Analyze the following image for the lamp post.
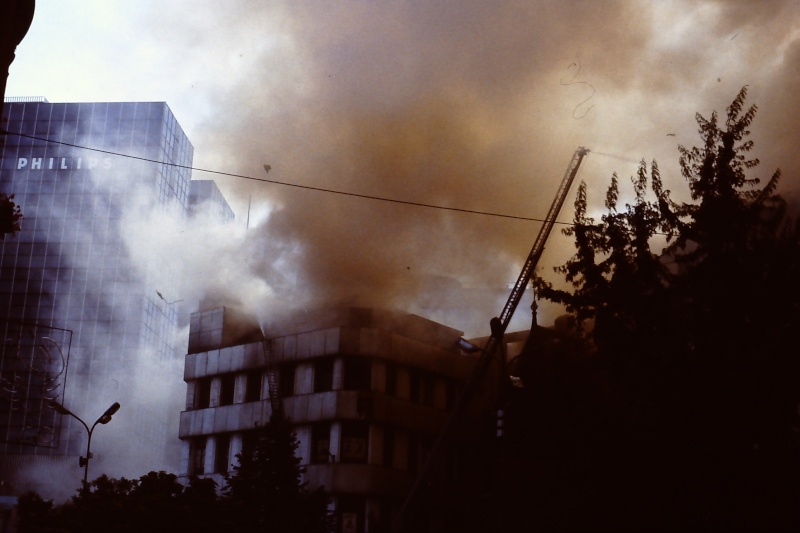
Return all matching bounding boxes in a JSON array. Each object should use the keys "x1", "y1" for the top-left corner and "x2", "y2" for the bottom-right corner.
[{"x1": 50, "y1": 400, "x2": 121, "y2": 485}]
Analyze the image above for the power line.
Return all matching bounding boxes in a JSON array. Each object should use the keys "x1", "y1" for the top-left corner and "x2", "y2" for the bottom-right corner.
[
  {"x1": 0, "y1": 129, "x2": 681, "y2": 238},
  {"x1": 0, "y1": 128, "x2": 572, "y2": 225}
]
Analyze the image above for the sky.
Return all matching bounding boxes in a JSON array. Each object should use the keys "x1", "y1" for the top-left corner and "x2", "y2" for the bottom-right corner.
[{"x1": 6, "y1": 0, "x2": 800, "y2": 338}]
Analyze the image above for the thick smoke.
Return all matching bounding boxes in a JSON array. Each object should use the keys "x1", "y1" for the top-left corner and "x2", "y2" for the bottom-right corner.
[
  {"x1": 10, "y1": 0, "x2": 799, "y2": 335},
  {"x1": 8, "y1": 0, "x2": 800, "y2": 500},
  {"x1": 142, "y1": 0, "x2": 799, "y2": 336}
]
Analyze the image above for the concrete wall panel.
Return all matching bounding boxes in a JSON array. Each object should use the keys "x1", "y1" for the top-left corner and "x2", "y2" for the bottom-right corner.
[
  {"x1": 296, "y1": 332, "x2": 311, "y2": 359},
  {"x1": 206, "y1": 349, "x2": 219, "y2": 376},
  {"x1": 324, "y1": 327, "x2": 340, "y2": 355},
  {"x1": 195, "y1": 352, "x2": 207, "y2": 378},
  {"x1": 201, "y1": 410, "x2": 215, "y2": 435},
  {"x1": 233, "y1": 373, "x2": 247, "y2": 404},
  {"x1": 309, "y1": 330, "x2": 326, "y2": 357},
  {"x1": 296, "y1": 363, "x2": 313, "y2": 395}
]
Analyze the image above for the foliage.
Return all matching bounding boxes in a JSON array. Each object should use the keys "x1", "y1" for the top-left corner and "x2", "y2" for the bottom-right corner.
[
  {"x1": 530, "y1": 86, "x2": 800, "y2": 531},
  {"x1": 0, "y1": 192, "x2": 22, "y2": 239},
  {"x1": 18, "y1": 421, "x2": 330, "y2": 532},
  {"x1": 223, "y1": 414, "x2": 331, "y2": 533},
  {"x1": 18, "y1": 472, "x2": 221, "y2": 533}
]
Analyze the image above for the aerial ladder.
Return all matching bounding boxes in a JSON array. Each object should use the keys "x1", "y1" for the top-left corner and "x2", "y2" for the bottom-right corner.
[
  {"x1": 262, "y1": 338, "x2": 284, "y2": 420},
  {"x1": 397, "y1": 147, "x2": 590, "y2": 530}
]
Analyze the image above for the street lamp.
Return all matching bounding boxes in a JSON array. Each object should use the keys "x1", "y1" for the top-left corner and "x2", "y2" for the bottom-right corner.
[{"x1": 49, "y1": 400, "x2": 121, "y2": 485}]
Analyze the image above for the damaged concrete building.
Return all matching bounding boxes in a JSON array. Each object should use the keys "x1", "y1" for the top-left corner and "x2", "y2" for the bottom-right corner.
[{"x1": 178, "y1": 305, "x2": 501, "y2": 532}]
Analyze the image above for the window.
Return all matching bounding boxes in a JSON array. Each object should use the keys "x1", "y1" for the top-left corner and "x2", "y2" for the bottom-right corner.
[
  {"x1": 313, "y1": 359, "x2": 334, "y2": 393},
  {"x1": 189, "y1": 437, "x2": 206, "y2": 475},
  {"x1": 385, "y1": 363, "x2": 397, "y2": 396},
  {"x1": 245, "y1": 370, "x2": 262, "y2": 403},
  {"x1": 421, "y1": 375, "x2": 435, "y2": 407},
  {"x1": 240, "y1": 429, "x2": 259, "y2": 461},
  {"x1": 194, "y1": 378, "x2": 211, "y2": 409},
  {"x1": 446, "y1": 381, "x2": 456, "y2": 410},
  {"x1": 280, "y1": 365, "x2": 295, "y2": 397},
  {"x1": 408, "y1": 372, "x2": 421, "y2": 403},
  {"x1": 407, "y1": 432, "x2": 419, "y2": 473},
  {"x1": 343, "y1": 358, "x2": 371, "y2": 391},
  {"x1": 340, "y1": 422, "x2": 369, "y2": 464},
  {"x1": 420, "y1": 434, "x2": 432, "y2": 471},
  {"x1": 214, "y1": 434, "x2": 231, "y2": 474},
  {"x1": 219, "y1": 374, "x2": 235, "y2": 406},
  {"x1": 311, "y1": 423, "x2": 331, "y2": 464},
  {"x1": 337, "y1": 496, "x2": 366, "y2": 533},
  {"x1": 383, "y1": 426, "x2": 395, "y2": 468}
]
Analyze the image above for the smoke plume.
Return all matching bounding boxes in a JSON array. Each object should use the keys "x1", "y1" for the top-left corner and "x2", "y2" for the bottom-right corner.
[{"x1": 126, "y1": 0, "x2": 800, "y2": 335}]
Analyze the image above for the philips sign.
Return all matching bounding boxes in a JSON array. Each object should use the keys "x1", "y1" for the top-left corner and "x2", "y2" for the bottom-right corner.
[{"x1": 17, "y1": 157, "x2": 113, "y2": 171}]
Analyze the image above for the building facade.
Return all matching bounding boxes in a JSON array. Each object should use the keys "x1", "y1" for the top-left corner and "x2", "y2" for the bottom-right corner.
[
  {"x1": 0, "y1": 98, "x2": 219, "y2": 493},
  {"x1": 179, "y1": 306, "x2": 498, "y2": 532},
  {"x1": 188, "y1": 179, "x2": 235, "y2": 223}
]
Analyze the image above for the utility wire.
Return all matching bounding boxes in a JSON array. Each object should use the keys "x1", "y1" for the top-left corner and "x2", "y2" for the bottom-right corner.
[
  {"x1": 0, "y1": 129, "x2": 680, "y2": 237},
  {"x1": 1, "y1": 129, "x2": 571, "y2": 224}
]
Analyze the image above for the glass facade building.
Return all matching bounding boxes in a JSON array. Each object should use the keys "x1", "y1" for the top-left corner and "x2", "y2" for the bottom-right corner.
[{"x1": 0, "y1": 99, "x2": 201, "y2": 492}]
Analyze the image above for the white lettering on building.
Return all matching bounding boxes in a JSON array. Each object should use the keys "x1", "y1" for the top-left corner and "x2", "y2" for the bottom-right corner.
[{"x1": 15, "y1": 156, "x2": 114, "y2": 171}]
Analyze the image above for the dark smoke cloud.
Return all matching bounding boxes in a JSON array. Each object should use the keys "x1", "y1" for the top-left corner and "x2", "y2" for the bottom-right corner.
[{"x1": 140, "y1": 0, "x2": 800, "y2": 335}]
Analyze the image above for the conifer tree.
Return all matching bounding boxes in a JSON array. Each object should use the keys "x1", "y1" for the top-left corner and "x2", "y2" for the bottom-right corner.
[{"x1": 223, "y1": 415, "x2": 330, "y2": 533}]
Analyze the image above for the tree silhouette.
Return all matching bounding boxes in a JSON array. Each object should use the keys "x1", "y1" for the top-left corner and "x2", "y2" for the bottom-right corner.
[
  {"x1": 0, "y1": 192, "x2": 22, "y2": 239},
  {"x1": 533, "y1": 87, "x2": 800, "y2": 531},
  {"x1": 223, "y1": 415, "x2": 331, "y2": 533},
  {"x1": 18, "y1": 472, "x2": 225, "y2": 533}
]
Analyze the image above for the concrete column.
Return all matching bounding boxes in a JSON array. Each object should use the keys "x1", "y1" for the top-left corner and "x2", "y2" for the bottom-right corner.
[
  {"x1": 295, "y1": 363, "x2": 313, "y2": 395},
  {"x1": 397, "y1": 368, "x2": 410, "y2": 401},
  {"x1": 203, "y1": 437, "x2": 215, "y2": 475},
  {"x1": 332, "y1": 357, "x2": 343, "y2": 390},
  {"x1": 234, "y1": 373, "x2": 247, "y2": 404},
  {"x1": 329, "y1": 422, "x2": 341, "y2": 462},
  {"x1": 396, "y1": 431, "x2": 409, "y2": 471},
  {"x1": 179, "y1": 439, "x2": 191, "y2": 476},
  {"x1": 209, "y1": 377, "x2": 221, "y2": 407},
  {"x1": 260, "y1": 371, "x2": 268, "y2": 401},
  {"x1": 365, "y1": 497, "x2": 385, "y2": 533},
  {"x1": 373, "y1": 362, "x2": 386, "y2": 394},
  {"x1": 185, "y1": 380, "x2": 195, "y2": 410},
  {"x1": 368, "y1": 424, "x2": 382, "y2": 466},
  {"x1": 295, "y1": 425, "x2": 311, "y2": 465},
  {"x1": 434, "y1": 378, "x2": 447, "y2": 409},
  {"x1": 229, "y1": 433, "x2": 243, "y2": 468}
]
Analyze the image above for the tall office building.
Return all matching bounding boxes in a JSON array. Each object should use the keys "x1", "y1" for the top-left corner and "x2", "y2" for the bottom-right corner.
[
  {"x1": 189, "y1": 180, "x2": 235, "y2": 223},
  {"x1": 0, "y1": 97, "x2": 216, "y2": 494}
]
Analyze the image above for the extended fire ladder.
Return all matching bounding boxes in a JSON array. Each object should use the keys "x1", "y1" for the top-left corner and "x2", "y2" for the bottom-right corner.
[
  {"x1": 397, "y1": 147, "x2": 590, "y2": 529},
  {"x1": 262, "y1": 338, "x2": 284, "y2": 420}
]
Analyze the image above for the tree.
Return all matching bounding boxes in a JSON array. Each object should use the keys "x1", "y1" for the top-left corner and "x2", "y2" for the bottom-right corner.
[
  {"x1": 18, "y1": 472, "x2": 226, "y2": 533},
  {"x1": 0, "y1": 193, "x2": 22, "y2": 239},
  {"x1": 223, "y1": 415, "x2": 330, "y2": 533},
  {"x1": 535, "y1": 87, "x2": 800, "y2": 531}
]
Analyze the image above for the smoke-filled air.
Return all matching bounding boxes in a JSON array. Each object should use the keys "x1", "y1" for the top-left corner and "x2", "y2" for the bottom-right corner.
[
  {"x1": 4, "y1": 0, "x2": 800, "y2": 501},
  {"x1": 11, "y1": 0, "x2": 800, "y2": 336}
]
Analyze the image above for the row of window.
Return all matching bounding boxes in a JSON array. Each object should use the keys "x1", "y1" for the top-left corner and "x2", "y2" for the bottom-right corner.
[
  {"x1": 188, "y1": 423, "x2": 441, "y2": 476},
  {"x1": 191, "y1": 358, "x2": 459, "y2": 410},
  {"x1": 3, "y1": 102, "x2": 167, "y2": 123}
]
